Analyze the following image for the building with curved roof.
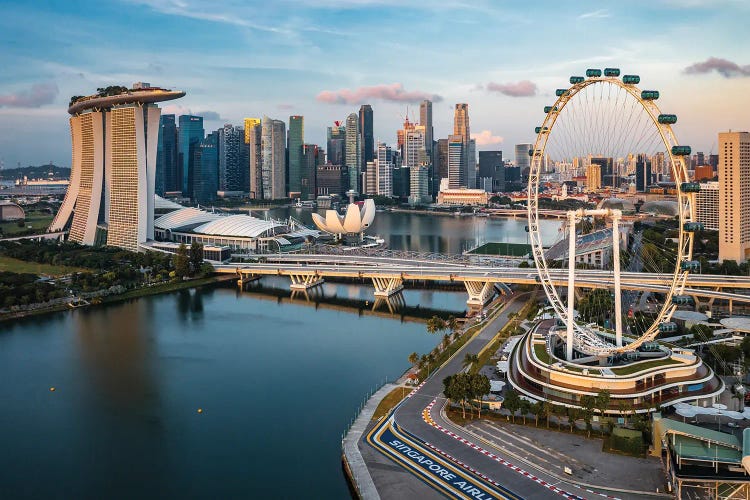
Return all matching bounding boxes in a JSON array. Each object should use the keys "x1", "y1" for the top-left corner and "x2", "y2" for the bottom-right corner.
[
  {"x1": 154, "y1": 206, "x2": 318, "y2": 254},
  {"x1": 641, "y1": 200, "x2": 679, "y2": 216},
  {"x1": 311, "y1": 199, "x2": 375, "y2": 242},
  {"x1": 0, "y1": 202, "x2": 24, "y2": 221}
]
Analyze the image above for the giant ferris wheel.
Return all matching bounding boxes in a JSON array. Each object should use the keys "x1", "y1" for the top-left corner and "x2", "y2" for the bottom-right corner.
[{"x1": 527, "y1": 68, "x2": 702, "y2": 359}]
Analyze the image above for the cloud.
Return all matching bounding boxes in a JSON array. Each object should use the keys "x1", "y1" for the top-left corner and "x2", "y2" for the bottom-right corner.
[
  {"x1": 198, "y1": 110, "x2": 222, "y2": 121},
  {"x1": 486, "y1": 80, "x2": 537, "y2": 97},
  {"x1": 161, "y1": 104, "x2": 222, "y2": 121},
  {"x1": 316, "y1": 83, "x2": 442, "y2": 105},
  {"x1": 472, "y1": 130, "x2": 504, "y2": 146},
  {"x1": 0, "y1": 82, "x2": 58, "y2": 108},
  {"x1": 684, "y1": 57, "x2": 750, "y2": 78},
  {"x1": 578, "y1": 9, "x2": 610, "y2": 19}
]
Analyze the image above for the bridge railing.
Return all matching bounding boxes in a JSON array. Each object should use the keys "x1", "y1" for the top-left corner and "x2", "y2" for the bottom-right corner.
[{"x1": 293, "y1": 244, "x2": 524, "y2": 268}]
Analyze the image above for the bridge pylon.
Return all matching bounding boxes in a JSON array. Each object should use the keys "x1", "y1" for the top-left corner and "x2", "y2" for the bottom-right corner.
[
  {"x1": 289, "y1": 273, "x2": 324, "y2": 291},
  {"x1": 464, "y1": 280, "x2": 496, "y2": 308},
  {"x1": 372, "y1": 276, "x2": 404, "y2": 297}
]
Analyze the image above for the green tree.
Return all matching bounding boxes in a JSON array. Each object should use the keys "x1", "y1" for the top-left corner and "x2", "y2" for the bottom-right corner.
[
  {"x1": 530, "y1": 402, "x2": 545, "y2": 427},
  {"x1": 504, "y1": 389, "x2": 521, "y2": 423},
  {"x1": 566, "y1": 407, "x2": 578, "y2": 433},
  {"x1": 426, "y1": 316, "x2": 447, "y2": 334},
  {"x1": 174, "y1": 244, "x2": 189, "y2": 278},
  {"x1": 189, "y1": 241, "x2": 203, "y2": 276},
  {"x1": 408, "y1": 352, "x2": 419, "y2": 365},
  {"x1": 595, "y1": 390, "x2": 611, "y2": 435},
  {"x1": 580, "y1": 395, "x2": 596, "y2": 437},
  {"x1": 519, "y1": 398, "x2": 531, "y2": 425},
  {"x1": 470, "y1": 374, "x2": 490, "y2": 418},
  {"x1": 443, "y1": 374, "x2": 471, "y2": 419},
  {"x1": 691, "y1": 324, "x2": 714, "y2": 342}
]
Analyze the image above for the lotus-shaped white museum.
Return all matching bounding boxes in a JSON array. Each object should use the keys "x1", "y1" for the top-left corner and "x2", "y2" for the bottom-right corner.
[{"x1": 311, "y1": 199, "x2": 376, "y2": 241}]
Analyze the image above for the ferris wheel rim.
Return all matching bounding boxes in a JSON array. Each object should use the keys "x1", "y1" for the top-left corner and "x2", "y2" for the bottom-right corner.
[{"x1": 526, "y1": 75, "x2": 696, "y2": 356}]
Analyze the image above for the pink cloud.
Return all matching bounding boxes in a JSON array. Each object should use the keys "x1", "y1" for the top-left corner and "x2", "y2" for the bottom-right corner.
[
  {"x1": 472, "y1": 130, "x2": 504, "y2": 146},
  {"x1": 0, "y1": 82, "x2": 58, "y2": 108},
  {"x1": 684, "y1": 57, "x2": 750, "y2": 78},
  {"x1": 316, "y1": 83, "x2": 442, "y2": 105},
  {"x1": 486, "y1": 80, "x2": 537, "y2": 97}
]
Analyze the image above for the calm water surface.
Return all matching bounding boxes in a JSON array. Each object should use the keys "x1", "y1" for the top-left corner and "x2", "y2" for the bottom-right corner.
[{"x1": 0, "y1": 211, "x2": 557, "y2": 498}]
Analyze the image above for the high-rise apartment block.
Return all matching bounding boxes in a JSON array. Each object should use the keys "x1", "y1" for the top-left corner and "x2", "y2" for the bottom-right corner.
[
  {"x1": 50, "y1": 84, "x2": 185, "y2": 251},
  {"x1": 376, "y1": 142, "x2": 393, "y2": 197},
  {"x1": 719, "y1": 131, "x2": 750, "y2": 262},
  {"x1": 247, "y1": 120, "x2": 263, "y2": 199},
  {"x1": 409, "y1": 166, "x2": 430, "y2": 206},
  {"x1": 696, "y1": 181, "x2": 719, "y2": 231},
  {"x1": 218, "y1": 124, "x2": 245, "y2": 193}
]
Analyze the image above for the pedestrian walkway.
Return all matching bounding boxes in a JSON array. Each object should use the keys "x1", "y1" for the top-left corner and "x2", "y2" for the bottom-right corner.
[{"x1": 342, "y1": 383, "x2": 398, "y2": 500}]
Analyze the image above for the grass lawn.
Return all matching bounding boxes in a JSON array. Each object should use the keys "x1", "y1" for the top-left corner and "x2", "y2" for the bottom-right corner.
[
  {"x1": 609, "y1": 357, "x2": 682, "y2": 375},
  {"x1": 371, "y1": 386, "x2": 410, "y2": 421},
  {"x1": 0, "y1": 255, "x2": 85, "y2": 276},
  {"x1": 468, "y1": 242, "x2": 532, "y2": 257},
  {"x1": 0, "y1": 212, "x2": 53, "y2": 236}
]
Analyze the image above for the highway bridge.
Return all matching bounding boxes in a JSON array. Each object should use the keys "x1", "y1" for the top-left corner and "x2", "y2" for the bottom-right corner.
[{"x1": 215, "y1": 253, "x2": 750, "y2": 311}]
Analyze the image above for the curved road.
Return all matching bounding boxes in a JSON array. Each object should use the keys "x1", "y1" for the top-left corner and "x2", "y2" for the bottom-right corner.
[{"x1": 385, "y1": 294, "x2": 588, "y2": 499}]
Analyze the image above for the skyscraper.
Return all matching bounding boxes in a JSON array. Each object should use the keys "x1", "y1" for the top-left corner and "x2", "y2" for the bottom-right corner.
[
  {"x1": 447, "y1": 135, "x2": 465, "y2": 189},
  {"x1": 178, "y1": 115, "x2": 204, "y2": 197},
  {"x1": 419, "y1": 100, "x2": 433, "y2": 156},
  {"x1": 247, "y1": 121, "x2": 263, "y2": 198},
  {"x1": 453, "y1": 103, "x2": 470, "y2": 144},
  {"x1": 478, "y1": 151, "x2": 504, "y2": 192},
  {"x1": 192, "y1": 131, "x2": 219, "y2": 204},
  {"x1": 467, "y1": 139, "x2": 476, "y2": 189},
  {"x1": 635, "y1": 153, "x2": 651, "y2": 192},
  {"x1": 345, "y1": 113, "x2": 360, "y2": 194},
  {"x1": 156, "y1": 114, "x2": 179, "y2": 195},
  {"x1": 376, "y1": 142, "x2": 393, "y2": 197},
  {"x1": 218, "y1": 124, "x2": 244, "y2": 192},
  {"x1": 718, "y1": 131, "x2": 750, "y2": 262},
  {"x1": 287, "y1": 115, "x2": 304, "y2": 197},
  {"x1": 326, "y1": 122, "x2": 346, "y2": 166},
  {"x1": 301, "y1": 144, "x2": 319, "y2": 200},
  {"x1": 403, "y1": 125, "x2": 426, "y2": 168},
  {"x1": 453, "y1": 103, "x2": 471, "y2": 188},
  {"x1": 261, "y1": 116, "x2": 286, "y2": 200},
  {"x1": 50, "y1": 84, "x2": 185, "y2": 251},
  {"x1": 359, "y1": 105, "x2": 374, "y2": 167},
  {"x1": 514, "y1": 143, "x2": 532, "y2": 180},
  {"x1": 437, "y1": 138, "x2": 449, "y2": 191}
]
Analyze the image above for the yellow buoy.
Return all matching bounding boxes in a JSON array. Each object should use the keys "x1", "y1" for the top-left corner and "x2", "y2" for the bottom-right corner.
[
  {"x1": 197, "y1": 408, "x2": 203, "y2": 414},
  {"x1": 49, "y1": 387, "x2": 56, "y2": 392}
]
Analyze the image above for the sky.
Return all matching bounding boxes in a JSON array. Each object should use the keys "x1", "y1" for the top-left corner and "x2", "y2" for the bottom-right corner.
[{"x1": 0, "y1": 0, "x2": 749, "y2": 169}]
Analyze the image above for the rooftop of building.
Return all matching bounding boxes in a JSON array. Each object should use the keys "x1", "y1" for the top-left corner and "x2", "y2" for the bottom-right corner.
[{"x1": 68, "y1": 84, "x2": 185, "y2": 115}]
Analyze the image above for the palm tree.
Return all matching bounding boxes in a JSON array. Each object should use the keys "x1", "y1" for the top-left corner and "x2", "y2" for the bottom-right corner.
[
  {"x1": 408, "y1": 352, "x2": 419, "y2": 365},
  {"x1": 442, "y1": 333, "x2": 451, "y2": 350},
  {"x1": 447, "y1": 315, "x2": 459, "y2": 334}
]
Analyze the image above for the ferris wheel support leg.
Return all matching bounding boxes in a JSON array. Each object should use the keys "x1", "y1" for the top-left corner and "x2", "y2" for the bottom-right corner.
[
  {"x1": 612, "y1": 213, "x2": 623, "y2": 348},
  {"x1": 567, "y1": 212, "x2": 576, "y2": 361}
]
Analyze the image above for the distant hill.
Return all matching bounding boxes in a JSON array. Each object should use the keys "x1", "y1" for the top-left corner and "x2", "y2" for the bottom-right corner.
[{"x1": 1, "y1": 164, "x2": 71, "y2": 180}]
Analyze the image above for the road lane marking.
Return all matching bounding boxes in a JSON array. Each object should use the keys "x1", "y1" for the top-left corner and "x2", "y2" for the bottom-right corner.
[{"x1": 366, "y1": 416, "x2": 518, "y2": 500}]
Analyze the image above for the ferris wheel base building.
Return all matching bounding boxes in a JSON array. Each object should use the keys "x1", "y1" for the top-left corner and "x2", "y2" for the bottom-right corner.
[{"x1": 508, "y1": 320, "x2": 723, "y2": 414}]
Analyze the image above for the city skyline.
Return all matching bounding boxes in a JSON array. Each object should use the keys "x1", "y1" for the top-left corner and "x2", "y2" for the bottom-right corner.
[{"x1": 0, "y1": 1, "x2": 749, "y2": 169}]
